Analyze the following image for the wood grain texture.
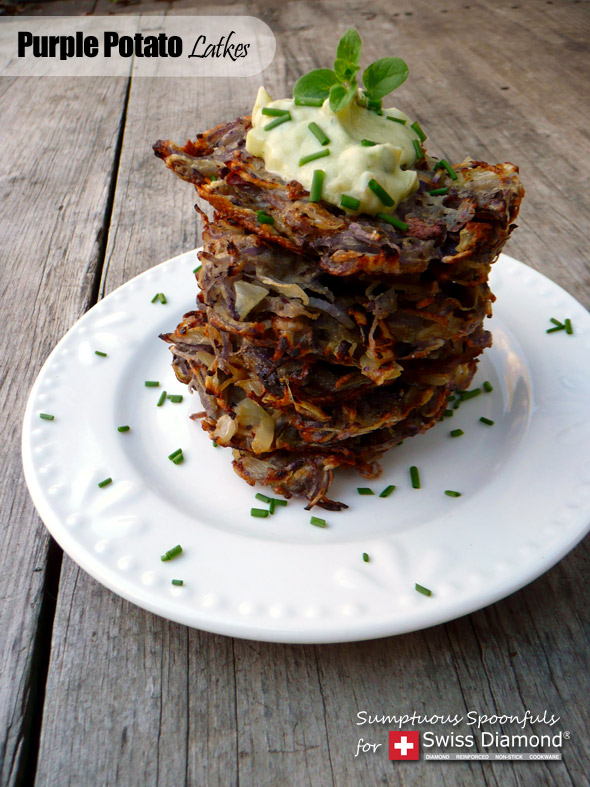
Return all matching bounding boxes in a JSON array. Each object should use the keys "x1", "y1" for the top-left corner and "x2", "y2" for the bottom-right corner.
[
  {"x1": 0, "y1": 1, "x2": 588, "y2": 786},
  {"x1": 0, "y1": 72, "x2": 129, "y2": 785}
]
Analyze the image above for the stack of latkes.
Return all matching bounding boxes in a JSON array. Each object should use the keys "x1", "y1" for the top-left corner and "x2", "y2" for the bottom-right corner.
[{"x1": 155, "y1": 117, "x2": 523, "y2": 509}]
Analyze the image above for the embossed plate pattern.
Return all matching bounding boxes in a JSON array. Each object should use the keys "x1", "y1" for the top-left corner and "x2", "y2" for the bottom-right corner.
[{"x1": 22, "y1": 252, "x2": 590, "y2": 643}]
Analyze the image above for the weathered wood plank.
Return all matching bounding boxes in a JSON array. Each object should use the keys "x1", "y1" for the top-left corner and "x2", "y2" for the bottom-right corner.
[
  {"x1": 0, "y1": 73, "x2": 129, "y2": 786},
  {"x1": 20, "y1": 0, "x2": 590, "y2": 785}
]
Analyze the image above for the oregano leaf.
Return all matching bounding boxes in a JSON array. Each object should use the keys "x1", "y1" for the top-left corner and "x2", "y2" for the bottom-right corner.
[
  {"x1": 336, "y1": 28, "x2": 362, "y2": 66},
  {"x1": 362, "y1": 57, "x2": 409, "y2": 100},
  {"x1": 293, "y1": 69, "x2": 340, "y2": 102},
  {"x1": 329, "y1": 82, "x2": 357, "y2": 113}
]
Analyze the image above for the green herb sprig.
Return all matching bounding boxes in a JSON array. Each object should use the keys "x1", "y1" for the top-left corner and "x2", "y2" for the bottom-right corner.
[{"x1": 293, "y1": 28, "x2": 408, "y2": 115}]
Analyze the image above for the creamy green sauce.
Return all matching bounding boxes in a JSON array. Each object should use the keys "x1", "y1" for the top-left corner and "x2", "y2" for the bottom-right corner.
[{"x1": 245, "y1": 86, "x2": 422, "y2": 216}]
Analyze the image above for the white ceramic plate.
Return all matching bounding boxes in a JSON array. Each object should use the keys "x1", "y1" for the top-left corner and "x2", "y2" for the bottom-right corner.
[{"x1": 22, "y1": 252, "x2": 590, "y2": 643}]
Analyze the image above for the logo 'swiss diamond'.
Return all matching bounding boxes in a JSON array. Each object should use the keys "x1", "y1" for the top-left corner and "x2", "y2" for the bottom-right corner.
[{"x1": 389, "y1": 731, "x2": 420, "y2": 761}]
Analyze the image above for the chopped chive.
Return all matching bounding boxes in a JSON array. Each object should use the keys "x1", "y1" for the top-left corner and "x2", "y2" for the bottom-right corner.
[
  {"x1": 172, "y1": 454, "x2": 184, "y2": 465},
  {"x1": 264, "y1": 113, "x2": 292, "y2": 131},
  {"x1": 341, "y1": 194, "x2": 361, "y2": 211},
  {"x1": 443, "y1": 409, "x2": 453, "y2": 417},
  {"x1": 308, "y1": 121, "x2": 330, "y2": 145},
  {"x1": 261, "y1": 107, "x2": 290, "y2": 117},
  {"x1": 310, "y1": 516, "x2": 327, "y2": 528},
  {"x1": 294, "y1": 96, "x2": 324, "y2": 107},
  {"x1": 269, "y1": 499, "x2": 276, "y2": 515},
  {"x1": 412, "y1": 139, "x2": 423, "y2": 160},
  {"x1": 368, "y1": 178, "x2": 394, "y2": 206},
  {"x1": 117, "y1": 425, "x2": 130, "y2": 432},
  {"x1": 357, "y1": 487, "x2": 374, "y2": 495},
  {"x1": 565, "y1": 318, "x2": 573, "y2": 335},
  {"x1": 255, "y1": 492, "x2": 272, "y2": 504},
  {"x1": 39, "y1": 413, "x2": 55, "y2": 421},
  {"x1": 212, "y1": 441, "x2": 218, "y2": 448},
  {"x1": 193, "y1": 264, "x2": 202, "y2": 274},
  {"x1": 459, "y1": 388, "x2": 481, "y2": 401},
  {"x1": 361, "y1": 139, "x2": 377, "y2": 146},
  {"x1": 171, "y1": 579, "x2": 184, "y2": 586},
  {"x1": 434, "y1": 159, "x2": 458, "y2": 180},
  {"x1": 362, "y1": 552, "x2": 370, "y2": 563},
  {"x1": 415, "y1": 582, "x2": 432, "y2": 596},
  {"x1": 145, "y1": 380, "x2": 159, "y2": 387},
  {"x1": 479, "y1": 417, "x2": 495, "y2": 426},
  {"x1": 95, "y1": 350, "x2": 107, "y2": 357},
  {"x1": 445, "y1": 490, "x2": 462, "y2": 497},
  {"x1": 309, "y1": 169, "x2": 325, "y2": 203},
  {"x1": 387, "y1": 115, "x2": 407, "y2": 124},
  {"x1": 482, "y1": 381, "x2": 493, "y2": 393},
  {"x1": 410, "y1": 466, "x2": 421, "y2": 489},
  {"x1": 429, "y1": 187, "x2": 449, "y2": 196},
  {"x1": 272, "y1": 498, "x2": 287, "y2": 507},
  {"x1": 168, "y1": 448, "x2": 182, "y2": 460},
  {"x1": 151, "y1": 293, "x2": 159, "y2": 303},
  {"x1": 377, "y1": 212, "x2": 408, "y2": 232},
  {"x1": 209, "y1": 174, "x2": 217, "y2": 182},
  {"x1": 453, "y1": 400, "x2": 461, "y2": 410},
  {"x1": 256, "y1": 210, "x2": 275, "y2": 225},
  {"x1": 251, "y1": 508, "x2": 269, "y2": 518},
  {"x1": 161, "y1": 544, "x2": 183, "y2": 561},
  {"x1": 156, "y1": 390, "x2": 167, "y2": 407},
  {"x1": 546, "y1": 325, "x2": 565, "y2": 333},
  {"x1": 411, "y1": 120, "x2": 427, "y2": 142},
  {"x1": 98, "y1": 477, "x2": 112, "y2": 488},
  {"x1": 550, "y1": 318, "x2": 564, "y2": 327},
  {"x1": 450, "y1": 429, "x2": 464, "y2": 438},
  {"x1": 167, "y1": 394, "x2": 183, "y2": 403},
  {"x1": 299, "y1": 149, "x2": 330, "y2": 166},
  {"x1": 379, "y1": 485, "x2": 396, "y2": 498},
  {"x1": 158, "y1": 293, "x2": 167, "y2": 304}
]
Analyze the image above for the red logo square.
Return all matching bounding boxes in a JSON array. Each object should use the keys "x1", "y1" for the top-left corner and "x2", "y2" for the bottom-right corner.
[{"x1": 389, "y1": 731, "x2": 420, "y2": 760}]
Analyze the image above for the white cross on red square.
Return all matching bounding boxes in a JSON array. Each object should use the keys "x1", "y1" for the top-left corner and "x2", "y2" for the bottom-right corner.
[{"x1": 389, "y1": 731, "x2": 420, "y2": 760}]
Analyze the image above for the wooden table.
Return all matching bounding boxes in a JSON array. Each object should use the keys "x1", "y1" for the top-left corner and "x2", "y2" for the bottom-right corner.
[{"x1": 1, "y1": 1, "x2": 589, "y2": 784}]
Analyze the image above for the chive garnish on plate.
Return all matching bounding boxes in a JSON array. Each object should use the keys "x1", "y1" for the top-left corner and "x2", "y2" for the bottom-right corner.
[
  {"x1": 379, "y1": 485, "x2": 396, "y2": 498},
  {"x1": 263, "y1": 113, "x2": 292, "y2": 131},
  {"x1": 167, "y1": 394, "x2": 183, "y2": 403},
  {"x1": 261, "y1": 107, "x2": 290, "y2": 117},
  {"x1": 98, "y1": 477, "x2": 112, "y2": 488},
  {"x1": 387, "y1": 115, "x2": 406, "y2": 124},
  {"x1": 483, "y1": 381, "x2": 493, "y2": 393},
  {"x1": 565, "y1": 318, "x2": 573, "y2": 335},
  {"x1": 450, "y1": 429, "x2": 464, "y2": 437},
  {"x1": 362, "y1": 552, "x2": 370, "y2": 562},
  {"x1": 161, "y1": 544, "x2": 183, "y2": 561},
  {"x1": 171, "y1": 579, "x2": 184, "y2": 586},
  {"x1": 410, "y1": 466, "x2": 420, "y2": 489},
  {"x1": 479, "y1": 417, "x2": 494, "y2": 426},
  {"x1": 357, "y1": 487, "x2": 374, "y2": 495},
  {"x1": 157, "y1": 390, "x2": 167, "y2": 407},
  {"x1": 429, "y1": 187, "x2": 449, "y2": 196},
  {"x1": 145, "y1": 380, "x2": 159, "y2": 387},
  {"x1": 368, "y1": 178, "x2": 394, "y2": 206},
  {"x1": 310, "y1": 516, "x2": 327, "y2": 527},
  {"x1": 411, "y1": 120, "x2": 427, "y2": 142},
  {"x1": 39, "y1": 413, "x2": 55, "y2": 421},
  {"x1": 255, "y1": 492, "x2": 272, "y2": 504},
  {"x1": 251, "y1": 508, "x2": 269, "y2": 518},
  {"x1": 308, "y1": 122, "x2": 330, "y2": 145},
  {"x1": 434, "y1": 159, "x2": 458, "y2": 180},
  {"x1": 415, "y1": 582, "x2": 432, "y2": 596},
  {"x1": 341, "y1": 194, "x2": 361, "y2": 210},
  {"x1": 193, "y1": 264, "x2": 202, "y2": 274},
  {"x1": 299, "y1": 149, "x2": 330, "y2": 166},
  {"x1": 412, "y1": 139, "x2": 423, "y2": 160},
  {"x1": 361, "y1": 139, "x2": 377, "y2": 146},
  {"x1": 94, "y1": 350, "x2": 107, "y2": 357},
  {"x1": 310, "y1": 169, "x2": 325, "y2": 203},
  {"x1": 445, "y1": 490, "x2": 462, "y2": 498},
  {"x1": 117, "y1": 425, "x2": 130, "y2": 432},
  {"x1": 294, "y1": 96, "x2": 324, "y2": 107},
  {"x1": 256, "y1": 210, "x2": 275, "y2": 225},
  {"x1": 376, "y1": 213, "x2": 408, "y2": 232}
]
